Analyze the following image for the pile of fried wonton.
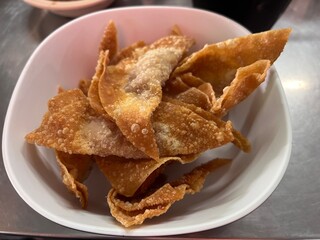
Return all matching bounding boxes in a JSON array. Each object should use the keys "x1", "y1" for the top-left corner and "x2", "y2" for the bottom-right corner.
[{"x1": 25, "y1": 21, "x2": 291, "y2": 227}]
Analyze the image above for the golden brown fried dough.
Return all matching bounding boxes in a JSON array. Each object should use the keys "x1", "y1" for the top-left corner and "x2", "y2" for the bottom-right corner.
[
  {"x1": 25, "y1": 89, "x2": 146, "y2": 158},
  {"x1": 171, "y1": 24, "x2": 183, "y2": 36},
  {"x1": 163, "y1": 76, "x2": 191, "y2": 96},
  {"x1": 164, "y1": 74, "x2": 216, "y2": 109},
  {"x1": 78, "y1": 79, "x2": 91, "y2": 96},
  {"x1": 197, "y1": 82, "x2": 216, "y2": 104},
  {"x1": 99, "y1": 20, "x2": 118, "y2": 61},
  {"x1": 230, "y1": 128, "x2": 251, "y2": 153},
  {"x1": 55, "y1": 151, "x2": 93, "y2": 208},
  {"x1": 162, "y1": 97, "x2": 251, "y2": 152},
  {"x1": 95, "y1": 154, "x2": 198, "y2": 197},
  {"x1": 176, "y1": 87, "x2": 212, "y2": 110},
  {"x1": 212, "y1": 59, "x2": 271, "y2": 117},
  {"x1": 153, "y1": 101, "x2": 234, "y2": 156},
  {"x1": 25, "y1": 89, "x2": 234, "y2": 158},
  {"x1": 87, "y1": 51, "x2": 112, "y2": 120},
  {"x1": 173, "y1": 28, "x2": 291, "y2": 96},
  {"x1": 107, "y1": 158, "x2": 231, "y2": 227},
  {"x1": 112, "y1": 41, "x2": 146, "y2": 65},
  {"x1": 99, "y1": 35, "x2": 194, "y2": 160},
  {"x1": 179, "y1": 72, "x2": 206, "y2": 87}
]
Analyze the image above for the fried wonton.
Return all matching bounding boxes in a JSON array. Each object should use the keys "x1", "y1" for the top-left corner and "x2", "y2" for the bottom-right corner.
[
  {"x1": 153, "y1": 101, "x2": 234, "y2": 156},
  {"x1": 95, "y1": 154, "x2": 198, "y2": 197},
  {"x1": 87, "y1": 51, "x2": 112, "y2": 120},
  {"x1": 55, "y1": 151, "x2": 93, "y2": 208},
  {"x1": 173, "y1": 28, "x2": 291, "y2": 97},
  {"x1": 212, "y1": 59, "x2": 271, "y2": 117},
  {"x1": 107, "y1": 158, "x2": 231, "y2": 227},
  {"x1": 163, "y1": 76, "x2": 190, "y2": 96},
  {"x1": 99, "y1": 20, "x2": 118, "y2": 61},
  {"x1": 162, "y1": 96, "x2": 251, "y2": 153},
  {"x1": 112, "y1": 41, "x2": 146, "y2": 65},
  {"x1": 197, "y1": 82, "x2": 216, "y2": 103},
  {"x1": 178, "y1": 72, "x2": 206, "y2": 87},
  {"x1": 99, "y1": 35, "x2": 195, "y2": 160},
  {"x1": 89, "y1": 21, "x2": 117, "y2": 117},
  {"x1": 25, "y1": 88, "x2": 235, "y2": 158},
  {"x1": 170, "y1": 24, "x2": 183, "y2": 36},
  {"x1": 78, "y1": 79, "x2": 91, "y2": 96},
  {"x1": 25, "y1": 89, "x2": 146, "y2": 158},
  {"x1": 164, "y1": 73, "x2": 216, "y2": 110},
  {"x1": 175, "y1": 87, "x2": 212, "y2": 110}
]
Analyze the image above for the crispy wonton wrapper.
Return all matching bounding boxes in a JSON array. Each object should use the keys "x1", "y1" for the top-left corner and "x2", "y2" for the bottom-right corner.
[
  {"x1": 99, "y1": 35, "x2": 194, "y2": 160},
  {"x1": 112, "y1": 40, "x2": 146, "y2": 65},
  {"x1": 87, "y1": 51, "x2": 113, "y2": 120},
  {"x1": 95, "y1": 154, "x2": 199, "y2": 197},
  {"x1": 107, "y1": 158, "x2": 231, "y2": 227},
  {"x1": 179, "y1": 72, "x2": 206, "y2": 87},
  {"x1": 212, "y1": 59, "x2": 271, "y2": 117},
  {"x1": 164, "y1": 73, "x2": 216, "y2": 110},
  {"x1": 173, "y1": 28, "x2": 291, "y2": 97},
  {"x1": 170, "y1": 60, "x2": 272, "y2": 117},
  {"x1": 25, "y1": 89, "x2": 147, "y2": 158},
  {"x1": 175, "y1": 87, "x2": 212, "y2": 110},
  {"x1": 163, "y1": 75, "x2": 190, "y2": 96},
  {"x1": 99, "y1": 20, "x2": 118, "y2": 61},
  {"x1": 78, "y1": 79, "x2": 91, "y2": 96},
  {"x1": 162, "y1": 96, "x2": 251, "y2": 153},
  {"x1": 26, "y1": 88, "x2": 235, "y2": 157},
  {"x1": 55, "y1": 151, "x2": 93, "y2": 209},
  {"x1": 153, "y1": 101, "x2": 234, "y2": 156}
]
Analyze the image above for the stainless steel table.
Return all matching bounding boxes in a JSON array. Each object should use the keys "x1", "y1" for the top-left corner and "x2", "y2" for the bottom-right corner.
[{"x1": 1, "y1": 0, "x2": 319, "y2": 239}]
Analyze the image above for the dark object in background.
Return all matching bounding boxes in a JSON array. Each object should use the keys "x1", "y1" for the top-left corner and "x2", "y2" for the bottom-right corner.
[{"x1": 192, "y1": 0, "x2": 291, "y2": 32}]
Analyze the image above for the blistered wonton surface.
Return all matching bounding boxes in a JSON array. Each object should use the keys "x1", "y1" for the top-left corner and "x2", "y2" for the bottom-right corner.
[
  {"x1": 25, "y1": 89, "x2": 146, "y2": 159},
  {"x1": 99, "y1": 35, "x2": 194, "y2": 160}
]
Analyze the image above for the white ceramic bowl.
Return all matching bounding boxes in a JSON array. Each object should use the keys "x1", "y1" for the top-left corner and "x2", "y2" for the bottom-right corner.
[
  {"x1": 23, "y1": 0, "x2": 114, "y2": 17},
  {"x1": 2, "y1": 6, "x2": 292, "y2": 237}
]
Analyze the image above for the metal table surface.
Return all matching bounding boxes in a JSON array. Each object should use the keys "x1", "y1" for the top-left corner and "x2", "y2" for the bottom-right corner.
[{"x1": 0, "y1": 0, "x2": 319, "y2": 239}]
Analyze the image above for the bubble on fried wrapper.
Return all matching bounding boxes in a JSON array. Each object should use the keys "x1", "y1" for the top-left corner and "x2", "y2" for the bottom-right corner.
[
  {"x1": 25, "y1": 89, "x2": 146, "y2": 158},
  {"x1": 99, "y1": 35, "x2": 195, "y2": 160}
]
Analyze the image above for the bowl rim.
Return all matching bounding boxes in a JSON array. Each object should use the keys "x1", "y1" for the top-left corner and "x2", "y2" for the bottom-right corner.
[{"x1": 23, "y1": 0, "x2": 112, "y2": 11}]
